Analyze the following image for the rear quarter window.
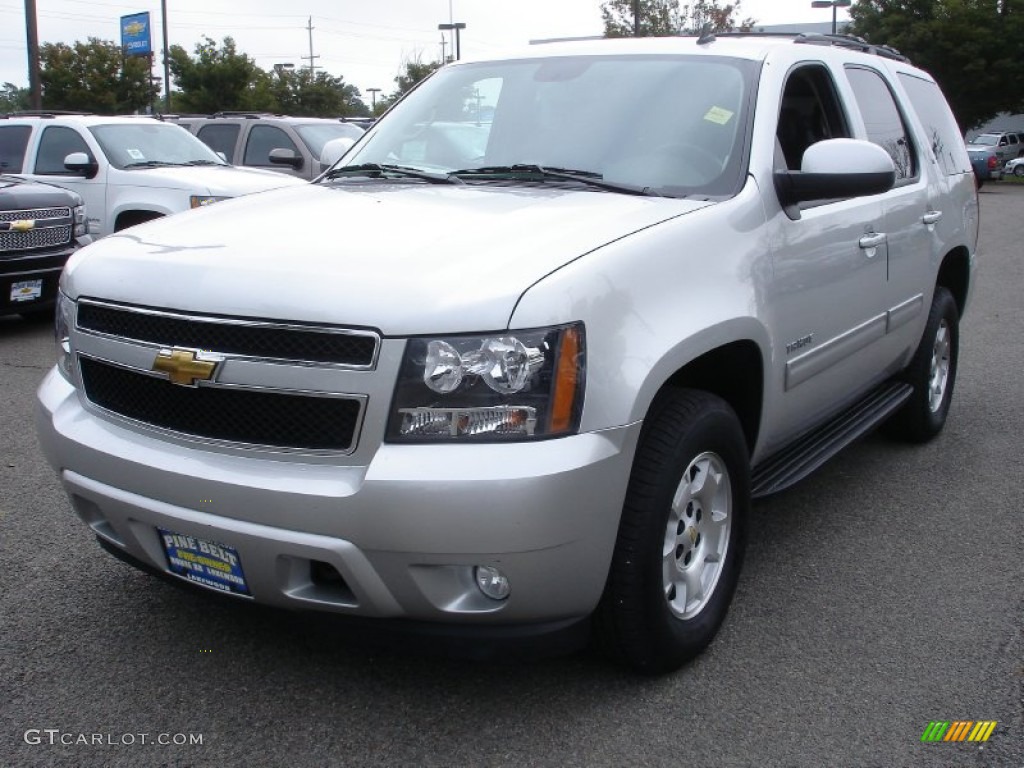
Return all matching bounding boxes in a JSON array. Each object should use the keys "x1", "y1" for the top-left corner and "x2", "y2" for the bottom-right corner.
[{"x1": 897, "y1": 73, "x2": 972, "y2": 176}]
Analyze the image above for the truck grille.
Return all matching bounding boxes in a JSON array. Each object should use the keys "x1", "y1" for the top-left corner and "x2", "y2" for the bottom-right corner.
[
  {"x1": 0, "y1": 207, "x2": 73, "y2": 254},
  {"x1": 76, "y1": 302, "x2": 378, "y2": 367},
  {"x1": 80, "y1": 357, "x2": 362, "y2": 452}
]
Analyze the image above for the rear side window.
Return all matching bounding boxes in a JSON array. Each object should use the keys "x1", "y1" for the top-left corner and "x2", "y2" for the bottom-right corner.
[
  {"x1": 0, "y1": 125, "x2": 31, "y2": 172},
  {"x1": 896, "y1": 73, "x2": 972, "y2": 176},
  {"x1": 244, "y1": 125, "x2": 299, "y2": 166},
  {"x1": 845, "y1": 66, "x2": 916, "y2": 181},
  {"x1": 34, "y1": 126, "x2": 92, "y2": 175},
  {"x1": 197, "y1": 124, "x2": 240, "y2": 161}
]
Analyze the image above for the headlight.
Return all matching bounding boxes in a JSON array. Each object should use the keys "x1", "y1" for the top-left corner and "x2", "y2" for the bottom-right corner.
[
  {"x1": 189, "y1": 195, "x2": 231, "y2": 208},
  {"x1": 72, "y1": 204, "x2": 87, "y2": 236},
  {"x1": 387, "y1": 323, "x2": 585, "y2": 442},
  {"x1": 55, "y1": 291, "x2": 74, "y2": 381}
]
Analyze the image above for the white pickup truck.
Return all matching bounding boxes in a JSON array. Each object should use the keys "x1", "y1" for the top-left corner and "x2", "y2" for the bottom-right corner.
[{"x1": 0, "y1": 113, "x2": 303, "y2": 237}]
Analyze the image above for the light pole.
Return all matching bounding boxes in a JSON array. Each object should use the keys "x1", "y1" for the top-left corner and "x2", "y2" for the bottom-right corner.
[
  {"x1": 367, "y1": 87, "x2": 381, "y2": 111},
  {"x1": 438, "y1": 22, "x2": 466, "y2": 61},
  {"x1": 811, "y1": 0, "x2": 851, "y2": 35}
]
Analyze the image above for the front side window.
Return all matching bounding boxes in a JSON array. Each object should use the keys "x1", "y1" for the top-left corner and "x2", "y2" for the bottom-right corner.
[
  {"x1": 340, "y1": 55, "x2": 757, "y2": 198},
  {"x1": 775, "y1": 64, "x2": 851, "y2": 171},
  {"x1": 89, "y1": 123, "x2": 226, "y2": 169},
  {"x1": 34, "y1": 126, "x2": 92, "y2": 175},
  {"x1": 846, "y1": 66, "x2": 916, "y2": 181},
  {"x1": 244, "y1": 126, "x2": 299, "y2": 166},
  {"x1": 0, "y1": 126, "x2": 32, "y2": 172}
]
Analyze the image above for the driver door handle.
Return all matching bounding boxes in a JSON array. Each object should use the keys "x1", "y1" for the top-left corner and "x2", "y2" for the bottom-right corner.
[
  {"x1": 858, "y1": 232, "x2": 887, "y2": 249},
  {"x1": 922, "y1": 211, "x2": 943, "y2": 225}
]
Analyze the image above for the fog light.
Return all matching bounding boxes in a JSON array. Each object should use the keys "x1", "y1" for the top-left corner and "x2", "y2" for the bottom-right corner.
[{"x1": 474, "y1": 566, "x2": 510, "y2": 601}]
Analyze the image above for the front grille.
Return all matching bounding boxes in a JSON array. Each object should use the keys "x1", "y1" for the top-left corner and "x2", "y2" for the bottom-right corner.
[
  {"x1": 76, "y1": 302, "x2": 378, "y2": 367},
  {"x1": 80, "y1": 357, "x2": 362, "y2": 451},
  {"x1": 0, "y1": 225, "x2": 72, "y2": 253},
  {"x1": 0, "y1": 207, "x2": 70, "y2": 223}
]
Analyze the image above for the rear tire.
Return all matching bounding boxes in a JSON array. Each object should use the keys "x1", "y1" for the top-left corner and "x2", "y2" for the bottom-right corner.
[
  {"x1": 595, "y1": 389, "x2": 749, "y2": 674},
  {"x1": 885, "y1": 286, "x2": 959, "y2": 443}
]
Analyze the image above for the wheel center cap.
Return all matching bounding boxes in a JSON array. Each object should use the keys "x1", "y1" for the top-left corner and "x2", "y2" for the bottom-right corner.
[{"x1": 687, "y1": 526, "x2": 698, "y2": 545}]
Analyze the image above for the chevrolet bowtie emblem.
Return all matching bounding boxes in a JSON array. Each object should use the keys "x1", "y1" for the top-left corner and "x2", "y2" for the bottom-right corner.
[
  {"x1": 153, "y1": 349, "x2": 219, "y2": 386},
  {"x1": 1, "y1": 219, "x2": 36, "y2": 232}
]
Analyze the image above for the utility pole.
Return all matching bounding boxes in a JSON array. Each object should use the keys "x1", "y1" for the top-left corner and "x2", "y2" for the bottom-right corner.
[
  {"x1": 438, "y1": 22, "x2": 466, "y2": 60},
  {"x1": 24, "y1": 0, "x2": 42, "y2": 109},
  {"x1": 367, "y1": 87, "x2": 380, "y2": 111},
  {"x1": 302, "y1": 17, "x2": 320, "y2": 78},
  {"x1": 161, "y1": 0, "x2": 170, "y2": 112},
  {"x1": 439, "y1": 35, "x2": 448, "y2": 64},
  {"x1": 633, "y1": 0, "x2": 640, "y2": 36}
]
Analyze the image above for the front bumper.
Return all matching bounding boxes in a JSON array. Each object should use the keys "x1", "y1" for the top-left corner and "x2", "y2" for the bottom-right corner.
[
  {"x1": 37, "y1": 368, "x2": 640, "y2": 626},
  {"x1": 0, "y1": 241, "x2": 86, "y2": 316}
]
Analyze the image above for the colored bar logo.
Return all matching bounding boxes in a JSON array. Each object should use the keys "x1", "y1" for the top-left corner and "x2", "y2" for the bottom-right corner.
[{"x1": 921, "y1": 721, "x2": 997, "y2": 742}]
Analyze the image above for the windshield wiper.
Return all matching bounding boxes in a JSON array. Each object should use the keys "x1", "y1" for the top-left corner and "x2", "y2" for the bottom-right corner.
[
  {"x1": 180, "y1": 159, "x2": 226, "y2": 166},
  {"x1": 122, "y1": 160, "x2": 178, "y2": 169},
  {"x1": 323, "y1": 163, "x2": 462, "y2": 185},
  {"x1": 451, "y1": 164, "x2": 653, "y2": 196}
]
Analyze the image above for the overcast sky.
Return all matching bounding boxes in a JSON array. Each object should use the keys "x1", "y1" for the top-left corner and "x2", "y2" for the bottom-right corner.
[{"x1": 1, "y1": 1, "x2": 852, "y2": 102}]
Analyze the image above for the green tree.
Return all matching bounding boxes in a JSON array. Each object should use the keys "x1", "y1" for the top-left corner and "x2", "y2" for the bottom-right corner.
[
  {"x1": 38, "y1": 38, "x2": 158, "y2": 113},
  {"x1": 267, "y1": 69, "x2": 369, "y2": 117},
  {"x1": 168, "y1": 36, "x2": 270, "y2": 113},
  {"x1": 377, "y1": 59, "x2": 443, "y2": 112},
  {"x1": 849, "y1": 0, "x2": 1024, "y2": 130},
  {"x1": 0, "y1": 82, "x2": 29, "y2": 113},
  {"x1": 601, "y1": 0, "x2": 754, "y2": 37}
]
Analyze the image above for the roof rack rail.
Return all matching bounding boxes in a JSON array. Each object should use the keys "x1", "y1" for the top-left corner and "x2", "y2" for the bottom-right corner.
[
  {"x1": 714, "y1": 31, "x2": 910, "y2": 63},
  {"x1": 0, "y1": 110, "x2": 92, "y2": 119},
  {"x1": 208, "y1": 111, "x2": 282, "y2": 119}
]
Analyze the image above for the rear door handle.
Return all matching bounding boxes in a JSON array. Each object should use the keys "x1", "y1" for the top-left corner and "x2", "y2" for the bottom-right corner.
[
  {"x1": 858, "y1": 232, "x2": 887, "y2": 249},
  {"x1": 922, "y1": 211, "x2": 943, "y2": 225}
]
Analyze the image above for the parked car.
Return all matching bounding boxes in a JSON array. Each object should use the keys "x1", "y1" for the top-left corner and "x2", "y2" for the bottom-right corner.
[
  {"x1": 169, "y1": 113, "x2": 365, "y2": 180},
  {"x1": 0, "y1": 174, "x2": 90, "y2": 317},
  {"x1": 1004, "y1": 157, "x2": 1024, "y2": 177},
  {"x1": 0, "y1": 113, "x2": 304, "y2": 237},
  {"x1": 966, "y1": 130, "x2": 1024, "y2": 165},
  {"x1": 967, "y1": 143, "x2": 1003, "y2": 186},
  {"x1": 38, "y1": 33, "x2": 977, "y2": 673}
]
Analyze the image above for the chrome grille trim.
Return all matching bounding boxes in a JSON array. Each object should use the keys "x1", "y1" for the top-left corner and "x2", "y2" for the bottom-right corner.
[
  {"x1": 0, "y1": 206, "x2": 71, "y2": 223},
  {"x1": 75, "y1": 299, "x2": 381, "y2": 369}
]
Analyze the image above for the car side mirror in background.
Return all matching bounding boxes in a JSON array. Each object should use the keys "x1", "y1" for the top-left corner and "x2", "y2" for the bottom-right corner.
[
  {"x1": 774, "y1": 138, "x2": 896, "y2": 220},
  {"x1": 268, "y1": 148, "x2": 304, "y2": 170},
  {"x1": 319, "y1": 137, "x2": 356, "y2": 172},
  {"x1": 64, "y1": 152, "x2": 98, "y2": 179}
]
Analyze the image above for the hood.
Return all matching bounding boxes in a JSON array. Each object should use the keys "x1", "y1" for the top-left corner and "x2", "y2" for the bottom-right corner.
[
  {"x1": 64, "y1": 182, "x2": 712, "y2": 335},
  {"x1": 1, "y1": 175, "x2": 82, "y2": 208},
  {"x1": 116, "y1": 164, "x2": 305, "y2": 196}
]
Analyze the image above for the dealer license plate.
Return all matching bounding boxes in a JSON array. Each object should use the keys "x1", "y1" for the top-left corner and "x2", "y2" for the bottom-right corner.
[
  {"x1": 158, "y1": 528, "x2": 250, "y2": 595},
  {"x1": 10, "y1": 279, "x2": 42, "y2": 303}
]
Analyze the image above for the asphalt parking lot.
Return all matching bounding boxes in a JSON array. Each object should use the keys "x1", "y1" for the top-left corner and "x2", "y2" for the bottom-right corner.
[{"x1": 0, "y1": 185, "x2": 1021, "y2": 768}]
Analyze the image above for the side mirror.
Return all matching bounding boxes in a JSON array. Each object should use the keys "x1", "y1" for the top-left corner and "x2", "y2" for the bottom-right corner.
[
  {"x1": 64, "y1": 152, "x2": 98, "y2": 179},
  {"x1": 774, "y1": 138, "x2": 895, "y2": 220},
  {"x1": 268, "y1": 148, "x2": 303, "y2": 169},
  {"x1": 319, "y1": 137, "x2": 355, "y2": 171}
]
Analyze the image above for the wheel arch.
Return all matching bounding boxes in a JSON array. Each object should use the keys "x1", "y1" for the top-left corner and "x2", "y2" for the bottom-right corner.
[
  {"x1": 637, "y1": 331, "x2": 766, "y2": 457},
  {"x1": 114, "y1": 209, "x2": 165, "y2": 232},
  {"x1": 936, "y1": 246, "x2": 971, "y2": 317}
]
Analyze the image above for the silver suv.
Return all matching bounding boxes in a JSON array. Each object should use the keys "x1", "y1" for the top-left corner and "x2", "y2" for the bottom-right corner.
[
  {"x1": 170, "y1": 113, "x2": 365, "y2": 180},
  {"x1": 37, "y1": 33, "x2": 977, "y2": 672}
]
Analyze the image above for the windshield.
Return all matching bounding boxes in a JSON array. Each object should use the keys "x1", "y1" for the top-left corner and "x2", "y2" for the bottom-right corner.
[
  {"x1": 340, "y1": 54, "x2": 756, "y2": 196},
  {"x1": 295, "y1": 123, "x2": 364, "y2": 158},
  {"x1": 89, "y1": 123, "x2": 228, "y2": 169},
  {"x1": 970, "y1": 135, "x2": 998, "y2": 146}
]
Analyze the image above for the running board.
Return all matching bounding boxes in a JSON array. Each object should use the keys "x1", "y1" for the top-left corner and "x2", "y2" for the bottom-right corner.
[{"x1": 751, "y1": 381, "x2": 913, "y2": 498}]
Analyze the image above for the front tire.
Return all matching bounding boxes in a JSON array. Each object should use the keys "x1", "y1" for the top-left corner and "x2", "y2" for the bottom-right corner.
[
  {"x1": 595, "y1": 389, "x2": 749, "y2": 673},
  {"x1": 885, "y1": 286, "x2": 959, "y2": 442}
]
